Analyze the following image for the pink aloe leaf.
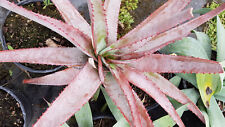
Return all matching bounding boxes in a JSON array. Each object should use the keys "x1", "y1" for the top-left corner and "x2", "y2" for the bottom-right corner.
[
  {"x1": 103, "y1": 72, "x2": 153, "y2": 126},
  {"x1": 33, "y1": 63, "x2": 101, "y2": 127},
  {"x1": 132, "y1": 3, "x2": 225, "y2": 55},
  {"x1": 104, "y1": 0, "x2": 121, "y2": 45},
  {"x1": 0, "y1": 47, "x2": 88, "y2": 66},
  {"x1": 145, "y1": 72, "x2": 205, "y2": 123},
  {"x1": 132, "y1": 90, "x2": 154, "y2": 127},
  {"x1": 51, "y1": 0, "x2": 91, "y2": 37},
  {"x1": 110, "y1": 68, "x2": 142, "y2": 126},
  {"x1": 111, "y1": 54, "x2": 223, "y2": 74},
  {"x1": 23, "y1": 67, "x2": 81, "y2": 85},
  {"x1": 88, "y1": 0, "x2": 107, "y2": 54},
  {"x1": 124, "y1": 69, "x2": 185, "y2": 127},
  {"x1": 111, "y1": 8, "x2": 193, "y2": 55},
  {"x1": 105, "y1": 0, "x2": 191, "y2": 51},
  {"x1": 103, "y1": 72, "x2": 133, "y2": 125},
  {"x1": 0, "y1": 0, "x2": 94, "y2": 57}
]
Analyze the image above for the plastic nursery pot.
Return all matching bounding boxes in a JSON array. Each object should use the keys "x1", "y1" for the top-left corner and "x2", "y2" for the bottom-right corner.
[
  {"x1": 0, "y1": 85, "x2": 32, "y2": 127},
  {"x1": 0, "y1": 0, "x2": 63, "y2": 73}
]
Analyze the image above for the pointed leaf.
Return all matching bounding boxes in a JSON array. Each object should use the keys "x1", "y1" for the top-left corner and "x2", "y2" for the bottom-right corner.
[
  {"x1": 153, "y1": 105, "x2": 188, "y2": 127},
  {"x1": 217, "y1": 16, "x2": 225, "y2": 62},
  {"x1": 88, "y1": 0, "x2": 107, "y2": 54},
  {"x1": 51, "y1": 0, "x2": 91, "y2": 37},
  {"x1": 33, "y1": 63, "x2": 101, "y2": 127},
  {"x1": 112, "y1": 54, "x2": 223, "y2": 74},
  {"x1": 0, "y1": 0, "x2": 94, "y2": 57},
  {"x1": 169, "y1": 76, "x2": 181, "y2": 87},
  {"x1": 124, "y1": 69, "x2": 185, "y2": 127},
  {"x1": 108, "y1": 8, "x2": 193, "y2": 54},
  {"x1": 113, "y1": 117, "x2": 130, "y2": 127},
  {"x1": 116, "y1": 3, "x2": 225, "y2": 59},
  {"x1": 107, "y1": 0, "x2": 192, "y2": 50},
  {"x1": 23, "y1": 67, "x2": 80, "y2": 85},
  {"x1": 145, "y1": 72, "x2": 205, "y2": 123},
  {"x1": 105, "y1": 70, "x2": 143, "y2": 126},
  {"x1": 207, "y1": 96, "x2": 225, "y2": 127},
  {"x1": 194, "y1": 31, "x2": 212, "y2": 59},
  {"x1": 0, "y1": 47, "x2": 88, "y2": 66},
  {"x1": 75, "y1": 102, "x2": 93, "y2": 127},
  {"x1": 105, "y1": 0, "x2": 121, "y2": 45}
]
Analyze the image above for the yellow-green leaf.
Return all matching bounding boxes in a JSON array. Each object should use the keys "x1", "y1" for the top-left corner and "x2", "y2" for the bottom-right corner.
[{"x1": 196, "y1": 74, "x2": 220, "y2": 108}]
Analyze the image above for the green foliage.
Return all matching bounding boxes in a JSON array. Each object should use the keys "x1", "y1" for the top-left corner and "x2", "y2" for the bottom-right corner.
[
  {"x1": 119, "y1": 0, "x2": 138, "y2": 30},
  {"x1": 205, "y1": 1, "x2": 225, "y2": 51},
  {"x1": 43, "y1": 0, "x2": 53, "y2": 9}
]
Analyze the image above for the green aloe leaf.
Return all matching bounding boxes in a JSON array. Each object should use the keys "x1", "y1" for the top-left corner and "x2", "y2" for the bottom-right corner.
[
  {"x1": 216, "y1": 16, "x2": 225, "y2": 62},
  {"x1": 198, "y1": 100, "x2": 210, "y2": 127},
  {"x1": 194, "y1": 30, "x2": 212, "y2": 58},
  {"x1": 215, "y1": 87, "x2": 225, "y2": 102},
  {"x1": 169, "y1": 76, "x2": 181, "y2": 87},
  {"x1": 75, "y1": 102, "x2": 93, "y2": 127},
  {"x1": 113, "y1": 117, "x2": 130, "y2": 127},
  {"x1": 176, "y1": 73, "x2": 197, "y2": 88},
  {"x1": 207, "y1": 96, "x2": 225, "y2": 127}
]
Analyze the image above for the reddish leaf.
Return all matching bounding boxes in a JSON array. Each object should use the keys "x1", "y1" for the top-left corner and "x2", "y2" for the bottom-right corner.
[
  {"x1": 104, "y1": 72, "x2": 153, "y2": 126},
  {"x1": 0, "y1": 47, "x2": 88, "y2": 66},
  {"x1": 110, "y1": 69, "x2": 142, "y2": 126},
  {"x1": 124, "y1": 69, "x2": 185, "y2": 127},
  {"x1": 33, "y1": 63, "x2": 101, "y2": 127},
  {"x1": 23, "y1": 67, "x2": 80, "y2": 85},
  {"x1": 133, "y1": 3, "x2": 225, "y2": 55},
  {"x1": 103, "y1": 73, "x2": 133, "y2": 125},
  {"x1": 145, "y1": 72, "x2": 205, "y2": 123},
  {"x1": 107, "y1": 0, "x2": 191, "y2": 50},
  {"x1": 88, "y1": 0, "x2": 107, "y2": 54},
  {"x1": 111, "y1": 54, "x2": 223, "y2": 74},
  {"x1": 104, "y1": 0, "x2": 121, "y2": 45},
  {"x1": 112, "y1": 8, "x2": 193, "y2": 55},
  {"x1": 0, "y1": 0, "x2": 94, "y2": 57},
  {"x1": 132, "y1": 90, "x2": 154, "y2": 127},
  {"x1": 51, "y1": 0, "x2": 91, "y2": 37}
]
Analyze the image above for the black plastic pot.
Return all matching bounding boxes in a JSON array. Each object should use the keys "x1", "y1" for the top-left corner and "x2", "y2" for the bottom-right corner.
[
  {"x1": 0, "y1": 0, "x2": 63, "y2": 73},
  {"x1": 0, "y1": 86, "x2": 32, "y2": 127}
]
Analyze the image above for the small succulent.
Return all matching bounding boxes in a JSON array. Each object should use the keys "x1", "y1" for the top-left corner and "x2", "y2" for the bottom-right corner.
[{"x1": 0, "y1": 0, "x2": 225, "y2": 126}]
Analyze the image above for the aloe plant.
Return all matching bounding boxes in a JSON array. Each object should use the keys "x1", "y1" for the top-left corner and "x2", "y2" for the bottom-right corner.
[{"x1": 0, "y1": 0, "x2": 225, "y2": 126}]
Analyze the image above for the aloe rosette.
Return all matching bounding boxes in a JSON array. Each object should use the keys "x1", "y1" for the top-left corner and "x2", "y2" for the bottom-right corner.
[{"x1": 0, "y1": 0, "x2": 224, "y2": 126}]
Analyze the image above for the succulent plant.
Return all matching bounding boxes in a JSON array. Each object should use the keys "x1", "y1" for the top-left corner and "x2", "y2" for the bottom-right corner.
[{"x1": 0, "y1": 0, "x2": 225, "y2": 126}]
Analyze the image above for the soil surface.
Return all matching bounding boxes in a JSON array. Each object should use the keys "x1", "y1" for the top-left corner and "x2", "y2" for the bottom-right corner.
[
  {"x1": 3, "y1": 2, "x2": 73, "y2": 70},
  {"x1": 0, "y1": 89, "x2": 24, "y2": 127}
]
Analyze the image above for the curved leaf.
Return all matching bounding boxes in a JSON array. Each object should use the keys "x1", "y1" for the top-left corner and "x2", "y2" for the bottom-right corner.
[
  {"x1": 51, "y1": 0, "x2": 91, "y2": 37},
  {"x1": 124, "y1": 69, "x2": 185, "y2": 127},
  {"x1": 23, "y1": 67, "x2": 80, "y2": 85},
  {"x1": 0, "y1": 0, "x2": 94, "y2": 57},
  {"x1": 215, "y1": 87, "x2": 225, "y2": 102},
  {"x1": 33, "y1": 63, "x2": 101, "y2": 127},
  {"x1": 75, "y1": 102, "x2": 93, "y2": 127},
  {"x1": 217, "y1": 16, "x2": 225, "y2": 62},
  {"x1": 0, "y1": 47, "x2": 88, "y2": 66},
  {"x1": 145, "y1": 73, "x2": 205, "y2": 123}
]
